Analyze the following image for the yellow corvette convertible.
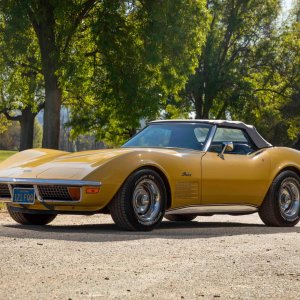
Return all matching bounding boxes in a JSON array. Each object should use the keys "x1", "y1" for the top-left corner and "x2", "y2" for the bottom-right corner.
[{"x1": 0, "y1": 120, "x2": 300, "y2": 231}]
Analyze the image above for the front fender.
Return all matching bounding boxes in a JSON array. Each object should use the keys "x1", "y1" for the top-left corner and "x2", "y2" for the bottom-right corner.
[{"x1": 83, "y1": 149, "x2": 204, "y2": 209}]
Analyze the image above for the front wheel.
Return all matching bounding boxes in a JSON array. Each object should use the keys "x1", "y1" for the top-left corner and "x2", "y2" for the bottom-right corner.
[
  {"x1": 7, "y1": 205, "x2": 57, "y2": 225},
  {"x1": 259, "y1": 170, "x2": 300, "y2": 227},
  {"x1": 109, "y1": 169, "x2": 167, "y2": 231}
]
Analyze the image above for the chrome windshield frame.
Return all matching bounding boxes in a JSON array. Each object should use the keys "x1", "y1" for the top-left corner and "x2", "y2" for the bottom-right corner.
[{"x1": 203, "y1": 125, "x2": 217, "y2": 152}]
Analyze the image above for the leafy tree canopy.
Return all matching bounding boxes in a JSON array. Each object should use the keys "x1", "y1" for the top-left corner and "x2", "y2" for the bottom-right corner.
[
  {"x1": 67, "y1": 0, "x2": 209, "y2": 145},
  {"x1": 230, "y1": 1, "x2": 300, "y2": 145}
]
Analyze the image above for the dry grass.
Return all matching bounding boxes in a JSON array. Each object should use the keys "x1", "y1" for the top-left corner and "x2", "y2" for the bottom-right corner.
[{"x1": 0, "y1": 150, "x2": 17, "y2": 162}]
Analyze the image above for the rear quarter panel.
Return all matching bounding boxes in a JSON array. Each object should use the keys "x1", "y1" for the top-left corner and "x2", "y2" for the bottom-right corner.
[{"x1": 267, "y1": 147, "x2": 300, "y2": 185}]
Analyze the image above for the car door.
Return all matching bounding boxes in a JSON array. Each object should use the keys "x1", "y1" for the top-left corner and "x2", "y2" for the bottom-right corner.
[{"x1": 201, "y1": 127, "x2": 271, "y2": 206}]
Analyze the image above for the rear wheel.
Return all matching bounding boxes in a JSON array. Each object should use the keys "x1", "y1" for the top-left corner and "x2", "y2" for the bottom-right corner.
[
  {"x1": 109, "y1": 169, "x2": 167, "y2": 231},
  {"x1": 164, "y1": 214, "x2": 196, "y2": 222},
  {"x1": 259, "y1": 171, "x2": 300, "y2": 227},
  {"x1": 7, "y1": 205, "x2": 57, "y2": 225}
]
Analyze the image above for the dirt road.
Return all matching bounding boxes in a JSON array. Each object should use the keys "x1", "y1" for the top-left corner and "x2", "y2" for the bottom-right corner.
[{"x1": 0, "y1": 212, "x2": 299, "y2": 300}]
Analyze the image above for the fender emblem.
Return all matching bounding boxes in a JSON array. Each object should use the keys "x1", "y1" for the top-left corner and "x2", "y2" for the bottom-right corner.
[{"x1": 181, "y1": 172, "x2": 192, "y2": 177}]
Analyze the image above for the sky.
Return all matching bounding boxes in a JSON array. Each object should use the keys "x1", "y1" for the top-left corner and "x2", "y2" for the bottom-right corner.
[
  {"x1": 282, "y1": 0, "x2": 293, "y2": 10},
  {"x1": 282, "y1": 0, "x2": 294, "y2": 14},
  {"x1": 281, "y1": 0, "x2": 296, "y2": 22}
]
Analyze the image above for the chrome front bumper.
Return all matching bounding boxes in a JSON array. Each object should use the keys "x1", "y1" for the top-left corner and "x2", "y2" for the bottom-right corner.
[{"x1": 0, "y1": 178, "x2": 101, "y2": 186}]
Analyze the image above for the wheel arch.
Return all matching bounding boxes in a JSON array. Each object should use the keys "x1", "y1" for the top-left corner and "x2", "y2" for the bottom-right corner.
[
  {"x1": 129, "y1": 165, "x2": 172, "y2": 210},
  {"x1": 273, "y1": 165, "x2": 300, "y2": 181},
  {"x1": 260, "y1": 164, "x2": 300, "y2": 207},
  {"x1": 106, "y1": 164, "x2": 172, "y2": 210},
  {"x1": 267, "y1": 147, "x2": 300, "y2": 185}
]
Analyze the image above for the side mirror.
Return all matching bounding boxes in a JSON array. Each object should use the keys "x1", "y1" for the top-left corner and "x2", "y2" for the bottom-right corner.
[{"x1": 218, "y1": 142, "x2": 234, "y2": 159}]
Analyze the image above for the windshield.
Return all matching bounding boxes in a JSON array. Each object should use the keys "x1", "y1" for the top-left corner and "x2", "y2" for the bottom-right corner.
[{"x1": 122, "y1": 123, "x2": 212, "y2": 151}]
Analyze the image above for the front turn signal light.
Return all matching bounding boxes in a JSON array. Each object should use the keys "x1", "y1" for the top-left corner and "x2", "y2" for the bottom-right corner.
[{"x1": 86, "y1": 187, "x2": 100, "y2": 194}]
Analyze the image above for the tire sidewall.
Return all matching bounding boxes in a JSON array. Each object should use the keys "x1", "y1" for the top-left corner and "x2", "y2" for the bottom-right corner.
[
  {"x1": 272, "y1": 171, "x2": 300, "y2": 226},
  {"x1": 7, "y1": 205, "x2": 57, "y2": 225},
  {"x1": 123, "y1": 169, "x2": 166, "y2": 230}
]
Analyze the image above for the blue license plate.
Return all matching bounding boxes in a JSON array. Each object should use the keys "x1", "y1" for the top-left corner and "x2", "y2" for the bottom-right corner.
[{"x1": 12, "y1": 188, "x2": 35, "y2": 204}]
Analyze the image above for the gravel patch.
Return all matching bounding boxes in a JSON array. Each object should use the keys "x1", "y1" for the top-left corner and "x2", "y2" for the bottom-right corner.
[{"x1": 0, "y1": 212, "x2": 299, "y2": 299}]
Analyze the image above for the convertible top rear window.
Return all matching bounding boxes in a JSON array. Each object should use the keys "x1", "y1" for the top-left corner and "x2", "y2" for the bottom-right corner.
[{"x1": 122, "y1": 123, "x2": 212, "y2": 151}]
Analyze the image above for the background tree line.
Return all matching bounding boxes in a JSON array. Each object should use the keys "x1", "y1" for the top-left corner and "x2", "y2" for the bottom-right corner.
[{"x1": 0, "y1": 0, "x2": 299, "y2": 151}]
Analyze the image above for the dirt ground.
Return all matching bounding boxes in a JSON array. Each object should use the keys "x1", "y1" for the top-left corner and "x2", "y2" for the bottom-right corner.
[{"x1": 0, "y1": 212, "x2": 299, "y2": 300}]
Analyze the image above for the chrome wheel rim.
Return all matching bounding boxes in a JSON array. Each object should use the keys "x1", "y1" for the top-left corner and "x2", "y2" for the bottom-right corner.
[
  {"x1": 278, "y1": 178, "x2": 300, "y2": 221},
  {"x1": 132, "y1": 179, "x2": 161, "y2": 225}
]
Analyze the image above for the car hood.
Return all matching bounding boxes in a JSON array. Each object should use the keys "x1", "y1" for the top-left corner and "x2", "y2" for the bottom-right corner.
[{"x1": 0, "y1": 147, "x2": 186, "y2": 180}]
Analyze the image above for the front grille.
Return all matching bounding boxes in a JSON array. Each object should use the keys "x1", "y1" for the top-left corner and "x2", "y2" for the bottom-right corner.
[
  {"x1": 12, "y1": 184, "x2": 34, "y2": 188},
  {"x1": 38, "y1": 185, "x2": 74, "y2": 201},
  {"x1": 0, "y1": 184, "x2": 11, "y2": 198}
]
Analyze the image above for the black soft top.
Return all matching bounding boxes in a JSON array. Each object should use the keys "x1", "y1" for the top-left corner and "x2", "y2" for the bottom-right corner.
[{"x1": 149, "y1": 119, "x2": 272, "y2": 149}]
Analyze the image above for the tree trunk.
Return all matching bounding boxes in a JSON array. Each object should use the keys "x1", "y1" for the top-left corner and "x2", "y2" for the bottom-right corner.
[
  {"x1": 19, "y1": 107, "x2": 35, "y2": 151},
  {"x1": 216, "y1": 102, "x2": 227, "y2": 119},
  {"x1": 193, "y1": 74, "x2": 204, "y2": 119},
  {"x1": 194, "y1": 93, "x2": 203, "y2": 119},
  {"x1": 42, "y1": 76, "x2": 61, "y2": 149},
  {"x1": 202, "y1": 91, "x2": 215, "y2": 119},
  {"x1": 194, "y1": 91, "x2": 215, "y2": 119},
  {"x1": 29, "y1": 1, "x2": 61, "y2": 149}
]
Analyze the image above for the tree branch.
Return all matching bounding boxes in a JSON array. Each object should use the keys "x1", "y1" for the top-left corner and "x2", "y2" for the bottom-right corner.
[
  {"x1": 254, "y1": 88, "x2": 288, "y2": 98},
  {"x1": 26, "y1": 4, "x2": 40, "y2": 34},
  {"x1": 38, "y1": 102, "x2": 45, "y2": 111},
  {"x1": 19, "y1": 62, "x2": 42, "y2": 74},
  {"x1": 189, "y1": 93, "x2": 196, "y2": 104},
  {"x1": 63, "y1": 0, "x2": 99, "y2": 53},
  {"x1": 2, "y1": 109, "x2": 21, "y2": 122}
]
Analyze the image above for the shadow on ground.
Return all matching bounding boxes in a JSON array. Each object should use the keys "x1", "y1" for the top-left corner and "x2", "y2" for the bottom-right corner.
[{"x1": 1, "y1": 219, "x2": 299, "y2": 242}]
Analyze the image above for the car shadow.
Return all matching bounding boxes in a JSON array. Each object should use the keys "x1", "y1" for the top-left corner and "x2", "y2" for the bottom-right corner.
[{"x1": 1, "y1": 220, "x2": 300, "y2": 243}]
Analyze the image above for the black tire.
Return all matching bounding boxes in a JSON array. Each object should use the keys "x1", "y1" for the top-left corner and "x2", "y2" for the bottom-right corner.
[
  {"x1": 259, "y1": 170, "x2": 300, "y2": 227},
  {"x1": 164, "y1": 214, "x2": 196, "y2": 222},
  {"x1": 109, "y1": 169, "x2": 167, "y2": 231},
  {"x1": 7, "y1": 205, "x2": 57, "y2": 225}
]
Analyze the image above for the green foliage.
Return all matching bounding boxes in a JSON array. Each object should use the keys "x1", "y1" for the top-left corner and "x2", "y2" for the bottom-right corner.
[
  {"x1": 0, "y1": 5, "x2": 43, "y2": 113},
  {"x1": 0, "y1": 115, "x2": 11, "y2": 133},
  {"x1": 33, "y1": 119, "x2": 43, "y2": 148},
  {"x1": 0, "y1": 150, "x2": 17, "y2": 162},
  {"x1": 230, "y1": 3, "x2": 300, "y2": 145},
  {"x1": 0, "y1": 121, "x2": 20, "y2": 150},
  {"x1": 163, "y1": 94, "x2": 192, "y2": 119},
  {"x1": 3, "y1": 0, "x2": 209, "y2": 147},
  {"x1": 0, "y1": 118, "x2": 42, "y2": 150},
  {"x1": 67, "y1": 0, "x2": 209, "y2": 145},
  {"x1": 178, "y1": 0, "x2": 300, "y2": 146},
  {"x1": 184, "y1": 0, "x2": 281, "y2": 118},
  {"x1": 0, "y1": 0, "x2": 298, "y2": 149},
  {"x1": 0, "y1": 4, "x2": 44, "y2": 150},
  {"x1": 0, "y1": 0, "x2": 102, "y2": 149}
]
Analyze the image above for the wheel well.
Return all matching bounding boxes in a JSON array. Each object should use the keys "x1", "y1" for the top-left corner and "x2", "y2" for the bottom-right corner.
[
  {"x1": 260, "y1": 166, "x2": 300, "y2": 207},
  {"x1": 134, "y1": 166, "x2": 172, "y2": 209},
  {"x1": 277, "y1": 166, "x2": 300, "y2": 178}
]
